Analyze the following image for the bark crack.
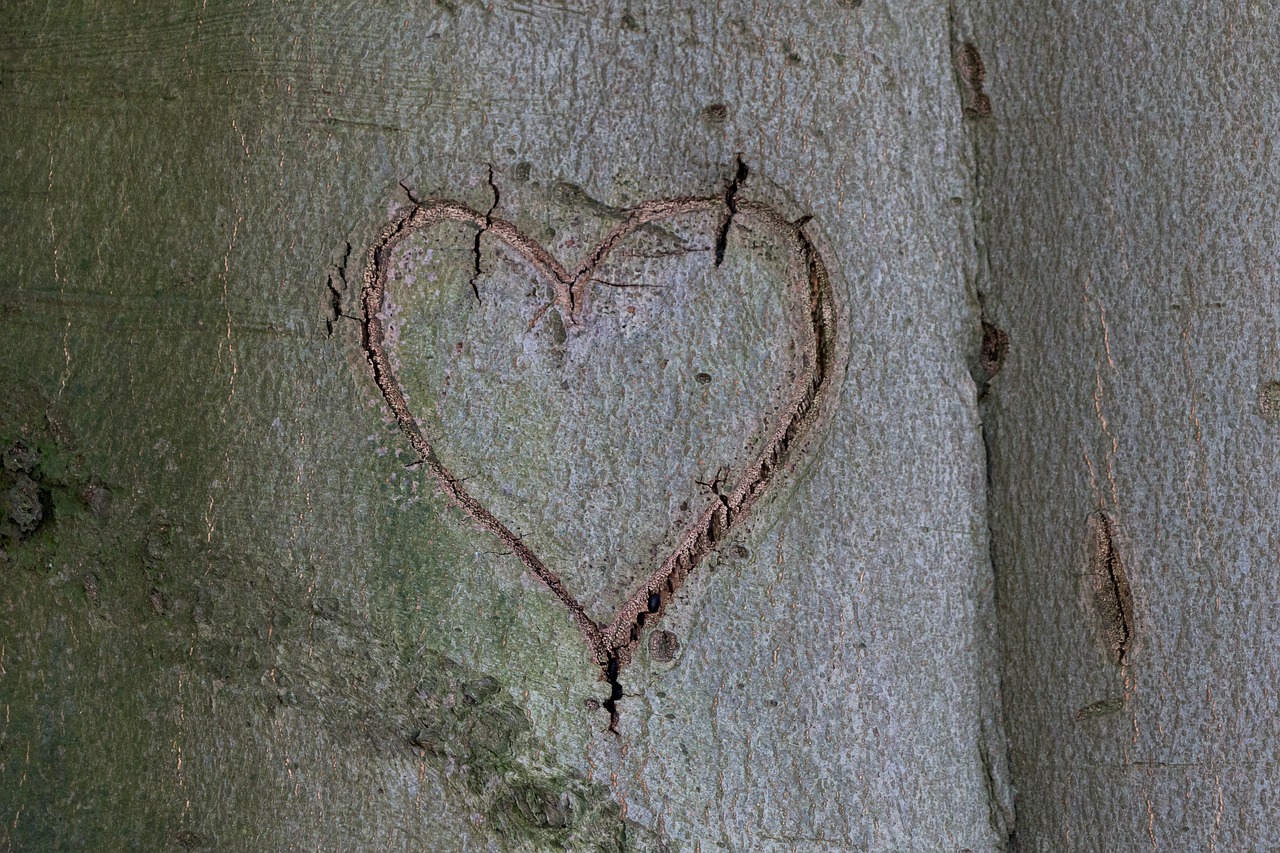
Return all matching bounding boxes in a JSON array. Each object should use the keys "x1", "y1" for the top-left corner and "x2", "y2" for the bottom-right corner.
[
  {"x1": 325, "y1": 241, "x2": 353, "y2": 336},
  {"x1": 399, "y1": 179, "x2": 421, "y2": 205},
  {"x1": 601, "y1": 652, "x2": 624, "y2": 734},
  {"x1": 713, "y1": 154, "x2": 749, "y2": 267},
  {"x1": 951, "y1": 6, "x2": 1016, "y2": 844},
  {"x1": 468, "y1": 165, "x2": 500, "y2": 306}
]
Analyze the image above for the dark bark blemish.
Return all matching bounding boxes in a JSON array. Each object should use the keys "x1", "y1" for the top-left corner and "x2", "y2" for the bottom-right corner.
[
  {"x1": 980, "y1": 321, "x2": 1008, "y2": 376},
  {"x1": 954, "y1": 42, "x2": 993, "y2": 118},
  {"x1": 647, "y1": 630, "x2": 679, "y2": 663},
  {"x1": 1074, "y1": 696, "x2": 1125, "y2": 721},
  {"x1": 1258, "y1": 380, "x2": 1280, "y2": 423},
  {"x1": 702, "y1": 103, "x2": 729, "y2": 124}
]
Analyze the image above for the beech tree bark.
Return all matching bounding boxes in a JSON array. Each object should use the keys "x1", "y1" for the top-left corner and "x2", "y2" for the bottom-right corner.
[
  {"x1": 1, "y1": 2, "x2": 1006, "y2": 850},
  {"x1": 7, "y1": 1, "x2": 1273, "y2": 852},
  {"x1": 965, "y1": 1, "x2": 1280, "y2": 849}
]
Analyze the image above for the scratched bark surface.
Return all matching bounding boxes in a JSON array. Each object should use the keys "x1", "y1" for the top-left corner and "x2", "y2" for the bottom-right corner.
[
  {"x1": 964, "y1": 1, "x2": 1280, "y2": 849},
  {"x1": 0, "y1": 3, "x2": 1001, "y2": 851}
]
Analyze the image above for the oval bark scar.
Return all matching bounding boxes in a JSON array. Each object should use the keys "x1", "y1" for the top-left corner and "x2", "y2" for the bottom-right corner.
[{"x1": 1087, "y1": 511, "x2": 1135, "y2": 665}]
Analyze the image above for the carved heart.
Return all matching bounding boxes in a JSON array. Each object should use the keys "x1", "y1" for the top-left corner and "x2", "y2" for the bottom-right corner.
[{"x1": 361, "y1": 189, "x2": 837, "y2": 696}]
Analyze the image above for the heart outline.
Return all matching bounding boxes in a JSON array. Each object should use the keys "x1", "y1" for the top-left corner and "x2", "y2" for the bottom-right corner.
[{"x1": 361, "y1": 192, "x2": 839, "y2": 678}]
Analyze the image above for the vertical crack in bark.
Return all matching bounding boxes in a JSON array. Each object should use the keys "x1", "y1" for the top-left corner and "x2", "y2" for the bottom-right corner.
[
  {"x1": 601, "y1": 652, "x2": 624, "y2": 734},
  {"x1": 951, "y1": 6, "x2": 1016, "y2": 844},
  {"x1": 1089, "y1": 511, "x2": 1134, "y2": 665},
  {"x1": 713, "y1": 155, "x2": 749, "y2": 267},
  {"x1": 326, "y1": 241, "x2": 352, "y2": 336},
  {"x1": 468, "y1": 165, "x2": 500, "y2": 306}
]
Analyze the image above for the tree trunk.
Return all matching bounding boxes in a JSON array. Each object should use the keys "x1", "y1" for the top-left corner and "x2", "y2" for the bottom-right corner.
[
  {"x1": 14, "y1": 1, "x2": 1273, "y2": 852},
  {"x1": 964, "y1": 2, "x2": 1280, "y2": 849}
]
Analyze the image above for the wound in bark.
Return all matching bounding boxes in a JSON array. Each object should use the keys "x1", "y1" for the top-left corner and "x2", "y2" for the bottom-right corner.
[
  {"x1": 1088, "y1": 511, "x2": 1135, "y2": 665},
  {"x1": 601, "y1": 653, "x2": 624, "y2": 733},
  {"x1": 1074, "y1": 696, "x2": 1125, "y2": 721},
  {"x1": 974, "y1": 320, "x2": 1009, "y2": 399},
  {"x1": 954, "y1": 42, "x2": 993, "y2": 118},
  {"x1": 701, "y1": 103, "x2": 730, "y2": 124},
  {"x1": 980, "y1": 321, "x2": 1008, "y2": 379},
  {"x1": 1258, "y1": 380, "x2": 1280, "y2": 423}
]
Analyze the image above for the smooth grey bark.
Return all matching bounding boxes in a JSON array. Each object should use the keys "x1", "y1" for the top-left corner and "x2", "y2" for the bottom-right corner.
[
  {"x1": 965, "y1": 1, "x2": 1280, "y2": 849},
  {"x1": 0, "y1": 2, "x2": 1003, "y2": 851}
]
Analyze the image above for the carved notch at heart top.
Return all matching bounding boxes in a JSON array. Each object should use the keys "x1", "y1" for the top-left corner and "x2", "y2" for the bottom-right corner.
[{"x1": 361, "y1": 189, "x2": 839, "y2": 680}]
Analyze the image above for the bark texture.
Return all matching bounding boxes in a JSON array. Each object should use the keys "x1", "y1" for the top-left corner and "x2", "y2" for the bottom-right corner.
[
  {"x1": 965, "y1": 1, "x2": 1280, "y2": 849},
  {"x1": 1, "y1": 2, "x2": 1002, "y2": 851}
]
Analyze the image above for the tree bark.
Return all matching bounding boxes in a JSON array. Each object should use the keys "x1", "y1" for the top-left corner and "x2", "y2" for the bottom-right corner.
[
  {"x1": 30, "y1": 0, "x2": 1271, "y2": 850},
  {"x1": 964, "y1": 1, "x2": 1280, "y2": 849}
]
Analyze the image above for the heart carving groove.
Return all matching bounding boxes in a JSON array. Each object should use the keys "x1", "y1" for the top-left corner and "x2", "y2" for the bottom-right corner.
[{"x1": 361, "y1": 190, "x2": 838, "y2": 707}]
